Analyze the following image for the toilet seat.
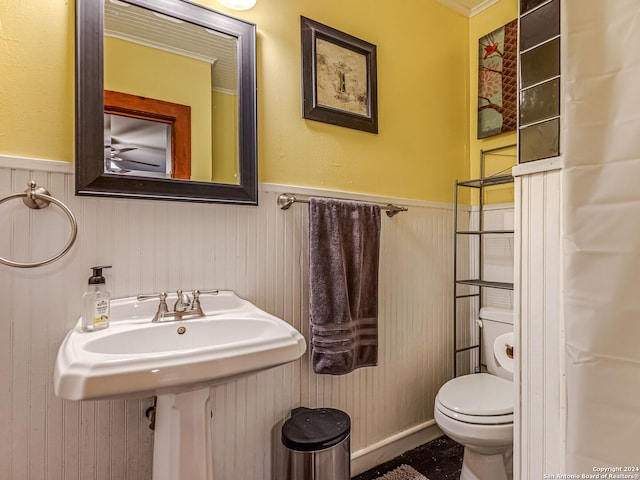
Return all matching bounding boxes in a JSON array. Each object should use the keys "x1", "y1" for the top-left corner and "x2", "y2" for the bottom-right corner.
[
  {"x1": 436, "y1": 400, "x2": 513, "y2": 425},
  {"x1": 436, "y1": 373, "x2": 513, "y2": 425}
]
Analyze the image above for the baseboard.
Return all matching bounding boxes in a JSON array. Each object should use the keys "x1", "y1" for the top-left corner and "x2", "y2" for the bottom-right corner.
[{"x1": 350, "y1": 421, "x2": 443, "y2": 476}]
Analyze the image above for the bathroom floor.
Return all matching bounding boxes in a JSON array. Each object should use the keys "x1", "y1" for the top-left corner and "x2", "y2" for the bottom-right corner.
[{"x1": 352, "y1": 435, "x2": 463, "y2": 480}]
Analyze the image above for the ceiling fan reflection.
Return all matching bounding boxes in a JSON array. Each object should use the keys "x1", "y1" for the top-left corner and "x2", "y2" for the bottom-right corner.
[{"x1": 104, "y1": 145, "x2": 161, "y2": 173}]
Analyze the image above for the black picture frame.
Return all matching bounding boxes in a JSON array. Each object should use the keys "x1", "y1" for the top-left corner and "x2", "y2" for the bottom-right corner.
[{"x1": 300, "y1": 16, "x2": 378, "y2": 134}]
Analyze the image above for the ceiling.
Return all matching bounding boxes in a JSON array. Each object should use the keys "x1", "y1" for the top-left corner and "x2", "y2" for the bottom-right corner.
[
  {"x1": 104, "y1": 0, "x2": 239, "y2": 93},
  {"x1": 436, "y1": 0, "x2": 500, "y2": 17}
]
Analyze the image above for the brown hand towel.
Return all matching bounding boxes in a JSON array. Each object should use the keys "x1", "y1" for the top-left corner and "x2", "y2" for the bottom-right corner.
[{"x1": 308, "y1": 197, "x2": 381, "y2": 375}]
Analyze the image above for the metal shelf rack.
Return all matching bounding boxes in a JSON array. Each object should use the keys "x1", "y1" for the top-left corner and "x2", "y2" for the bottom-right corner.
[{"x1": 453, "y1": 144, "x2": 516, "y2": 377}]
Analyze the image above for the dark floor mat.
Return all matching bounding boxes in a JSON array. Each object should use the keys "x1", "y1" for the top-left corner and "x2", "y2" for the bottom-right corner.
[{"x1": 352, "y1": 435, "x2": 463, "y2": 480}]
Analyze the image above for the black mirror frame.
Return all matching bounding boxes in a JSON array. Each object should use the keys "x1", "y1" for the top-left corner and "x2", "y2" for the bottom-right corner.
[{"x1": 75, "y1": 0, "x2": 258, "y2": 205}]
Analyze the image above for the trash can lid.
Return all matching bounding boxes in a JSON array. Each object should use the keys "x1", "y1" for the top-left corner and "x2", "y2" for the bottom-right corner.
[{"x1": 281, "y1": 407, "x2": 351, "y2": 452}]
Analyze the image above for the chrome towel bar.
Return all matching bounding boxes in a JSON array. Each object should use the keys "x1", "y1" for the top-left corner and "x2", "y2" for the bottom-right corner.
[
  {"x1": 0, "y1": 181, "x2": 78, "y2": 268},
  {"x1": 277, "y1": 193, "x2": 408, "y2": 218}
]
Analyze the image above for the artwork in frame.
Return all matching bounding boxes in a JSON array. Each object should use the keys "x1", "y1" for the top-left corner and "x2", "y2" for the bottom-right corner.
[
  {"x1": 477, "y1": 19, "x2": 518, "y2": 139},
  {"x1": 300, "y1": 16, "x2": 378, "y2": 134}
]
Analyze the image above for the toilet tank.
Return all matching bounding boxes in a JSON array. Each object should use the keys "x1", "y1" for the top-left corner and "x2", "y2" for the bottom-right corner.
[{"x1": 479, "y1": 306, "x2": 514, "y2": 380}]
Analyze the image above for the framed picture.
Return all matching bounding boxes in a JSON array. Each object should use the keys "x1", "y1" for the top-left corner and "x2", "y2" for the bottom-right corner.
[
  {"x1": 477, "y1": 19, "x2": 518, "y2": 139},
  {"x1": 301, "y1": 16, "x2": 378, "y2": 134}
]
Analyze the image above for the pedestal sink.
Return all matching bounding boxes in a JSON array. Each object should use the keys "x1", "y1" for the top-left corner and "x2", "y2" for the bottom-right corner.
[{"x1": 54, "y1": 290, "x2": 306, "y2": 480}]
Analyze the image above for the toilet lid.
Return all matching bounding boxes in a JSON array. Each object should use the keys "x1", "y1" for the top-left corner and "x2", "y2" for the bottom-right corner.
[{"x1": 436, "y1": 373, "x2": 513, "y2": 416}]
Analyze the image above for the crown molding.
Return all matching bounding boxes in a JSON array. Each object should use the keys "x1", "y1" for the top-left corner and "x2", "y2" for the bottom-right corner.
[{"x1": 436, "y1": 0, "x2": 500, "y2": 17}]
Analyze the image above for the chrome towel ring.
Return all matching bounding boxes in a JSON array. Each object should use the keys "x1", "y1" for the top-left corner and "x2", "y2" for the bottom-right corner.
[{"x1": 0, "y1": 181, "x2": 78, "y2": 268}]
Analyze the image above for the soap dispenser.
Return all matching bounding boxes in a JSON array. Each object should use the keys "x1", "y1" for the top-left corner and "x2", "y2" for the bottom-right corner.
[{"x1": 81, "y1": 265, "x2": 112, "y2": 332}]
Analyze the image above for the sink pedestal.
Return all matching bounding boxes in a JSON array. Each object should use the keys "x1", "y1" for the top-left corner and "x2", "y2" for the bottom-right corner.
[{"x1": 153, "y1": 388, "x2": 212, "y2": 480}]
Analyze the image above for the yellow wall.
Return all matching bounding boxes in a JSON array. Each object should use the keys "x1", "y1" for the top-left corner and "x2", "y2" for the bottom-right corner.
[
  {"x1": 241, "y1": 0, "x2": 469, "y2": 203},
  {"x1": 0, "y1": 0, "x2": 74, "y2": 161},
  {"x1": 211, "y1": 90, "x2": 239, "y2": 184},
  {"x1": 105, "y1": 37, "x2": 213, "y2": 182},
  {"x1": 0, "y1": 0, "x2": 474, "y2": 203},
  {"x1": 468, "y1": 0, "x2": 518, "y2": 204}
]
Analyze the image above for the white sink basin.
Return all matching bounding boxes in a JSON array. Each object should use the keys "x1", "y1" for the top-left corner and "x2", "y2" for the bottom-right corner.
[
  {"x1": 84, "y1": 318, "x2": 275, "y2": 355},
  {"x1": 54, "y1": 291, "x2": 306, "y2": 400}
]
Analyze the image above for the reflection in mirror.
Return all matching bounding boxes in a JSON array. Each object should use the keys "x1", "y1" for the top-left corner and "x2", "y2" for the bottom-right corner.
[
  {"x1": 104, "y1": 114, "x2": 171, "y2": 177},
  {"x1": 103, "y1": 89, "x2": 192, "y2": 179},
  {"x1": 104, "y1": 0, "x2": 238, "y2": 184},
  {"x1": 75, "y1": 0, "x2": 257, "y2": 204}
]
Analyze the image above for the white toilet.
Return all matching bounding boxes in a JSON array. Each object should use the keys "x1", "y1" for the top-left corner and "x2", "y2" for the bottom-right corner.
[{"x1": 434, "y1": 307, "x2": 514, "y2": 480}]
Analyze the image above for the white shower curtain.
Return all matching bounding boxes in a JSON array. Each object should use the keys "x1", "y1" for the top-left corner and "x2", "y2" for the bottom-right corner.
[{"x1": 564, "y1": 0, "x2": 640, "y2": 470}]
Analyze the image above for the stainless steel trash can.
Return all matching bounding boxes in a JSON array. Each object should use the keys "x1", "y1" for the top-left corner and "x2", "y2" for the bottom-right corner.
[{"x1": 281, "y1": 407, "x2": 351, "y2": 480}]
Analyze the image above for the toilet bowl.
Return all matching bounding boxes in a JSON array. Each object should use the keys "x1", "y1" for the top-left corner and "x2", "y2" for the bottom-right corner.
[
  {"x1": 434, "y1": 307, "x2": 514, "y2": 480},
  {"x1": 435, "y1": 373, "x2": 513, "y2": 480}
]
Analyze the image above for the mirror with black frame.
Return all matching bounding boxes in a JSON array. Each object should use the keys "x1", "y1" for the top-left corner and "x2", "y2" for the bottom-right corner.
[{"x1": 76, "y1": 0, "x2": 257, "y2": 204}]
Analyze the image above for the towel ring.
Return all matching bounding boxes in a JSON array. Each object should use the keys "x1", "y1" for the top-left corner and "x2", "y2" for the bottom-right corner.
[{"x1": 0, "y1": 181, "x2": 78, "y2": 268}]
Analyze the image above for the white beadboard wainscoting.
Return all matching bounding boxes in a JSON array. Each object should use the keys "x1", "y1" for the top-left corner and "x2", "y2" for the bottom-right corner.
[
  {"x1": 513, "y1": 163, "x2": 564, "y2": 478},
  {"x1": 0, "y1": 157, "x2": 457, "y2": 479}
]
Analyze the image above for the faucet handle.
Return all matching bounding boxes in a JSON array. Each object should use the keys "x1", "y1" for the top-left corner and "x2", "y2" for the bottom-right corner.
[
  {"x1": 191, "y1": 289, "x2": 219, "y2": 315},
  {"x1": 137, "y1": 292, "x2": 169, "y2": 322},
  {"x1": 193, "y1": 289, "x2": 219, "y2": 297},
  {"x1": 137, "y1": 292, "x2": 168, "y2": 302}
]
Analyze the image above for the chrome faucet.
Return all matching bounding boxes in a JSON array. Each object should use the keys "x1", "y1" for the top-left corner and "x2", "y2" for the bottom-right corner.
[
  {"x1": 137, "y1": 289, "x2": 219, "y2": 322},
  {"x1": 174, "y1": 290, "x2": 192, "y2": 313}
]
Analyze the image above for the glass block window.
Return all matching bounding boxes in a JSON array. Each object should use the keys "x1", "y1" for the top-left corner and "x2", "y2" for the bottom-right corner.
[
  {"x1": 519, "y1": 0, "x2": 561, "y2": 163},
  {"x1": 520, "y1": 38, "x2": 559, "y2": 88},
  {"x1": 520, "y1": 0, "x2": 560, "y2": 51},
  {"x1": 520, "y1": 0, "x2": 547, "y2": 15},
  {"x1": 519, "y1": 78, "x2": 559, "y2": 125}
]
